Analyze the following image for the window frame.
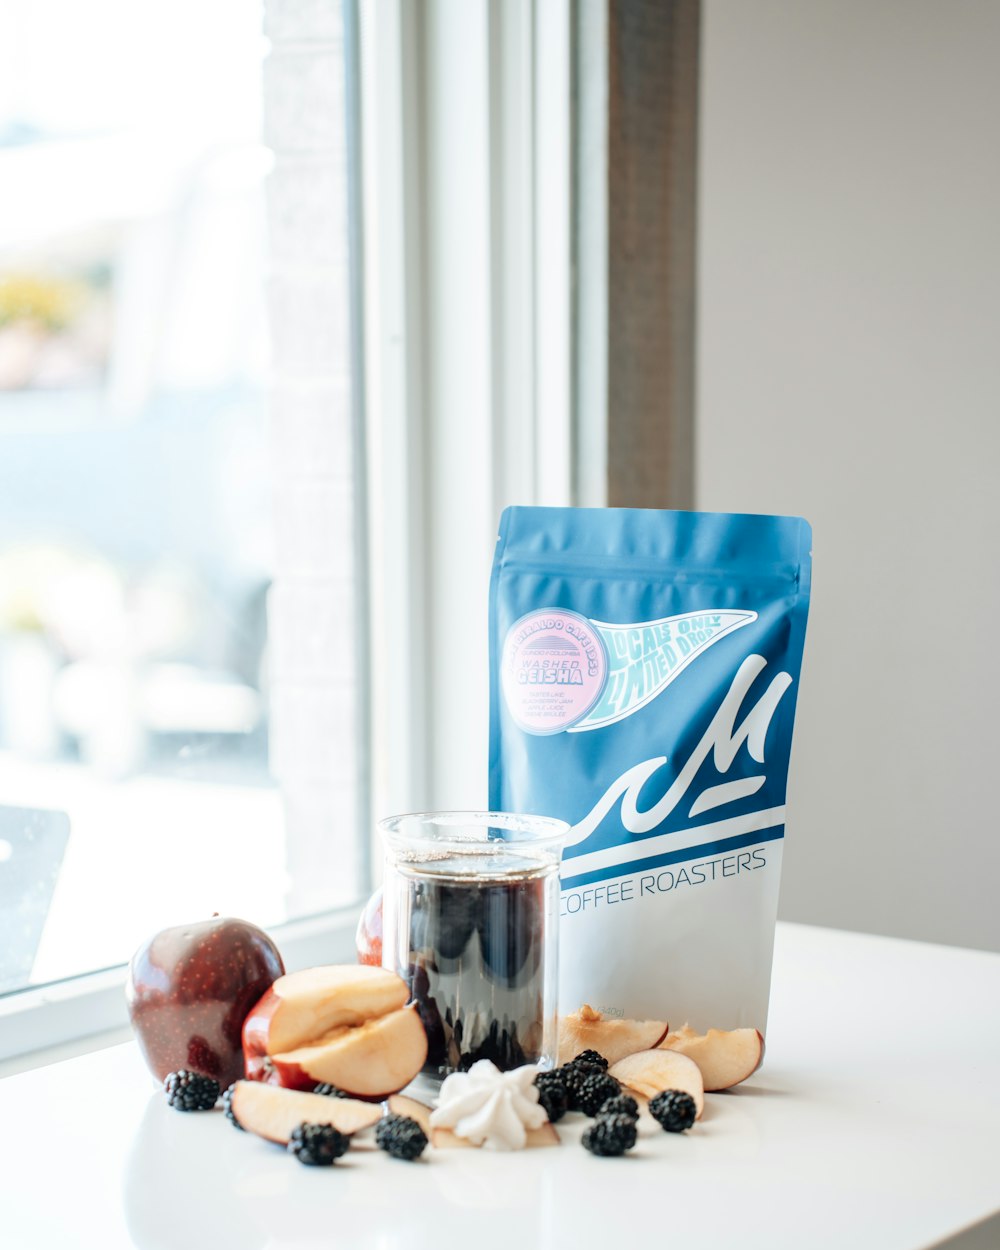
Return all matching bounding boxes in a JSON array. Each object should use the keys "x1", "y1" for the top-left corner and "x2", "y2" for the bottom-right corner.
[{"x1": 0, "y1": 908, "x2": 360, "y2": 1070}]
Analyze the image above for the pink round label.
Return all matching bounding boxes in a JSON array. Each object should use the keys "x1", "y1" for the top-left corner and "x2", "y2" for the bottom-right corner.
[{"x1": 501, "y1": 609, "x2": 608, "y2": 734}]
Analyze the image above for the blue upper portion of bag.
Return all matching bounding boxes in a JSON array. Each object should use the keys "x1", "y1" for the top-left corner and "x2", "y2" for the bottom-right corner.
[
  {"x1": 489, "y1": 507, "x2": 812, "y2": 872},
  {"x1": 491, "y1": 506, "x2": 811, "y2": 573}
]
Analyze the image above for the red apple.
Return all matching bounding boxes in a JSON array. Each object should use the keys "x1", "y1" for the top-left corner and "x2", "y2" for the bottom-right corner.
[
  {"x1": 355, "y1": 887, "x2": 383, "y2": 966},
  {"x1": 126, "y1": 916, "x2": 284, "y2": 1088},
  {"x1": 243, "y1": 964, "x2": 428, "y2": 1097}
]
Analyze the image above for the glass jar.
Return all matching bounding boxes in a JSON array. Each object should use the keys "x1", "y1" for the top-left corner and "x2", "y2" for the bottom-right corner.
[{"x1": 378, "y1": 810, "x2": 569, "y2": 1087}]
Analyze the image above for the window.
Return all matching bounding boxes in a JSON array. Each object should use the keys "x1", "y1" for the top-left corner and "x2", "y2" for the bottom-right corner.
[
  {"x1": 0, "y1": 0, "x2": 365, "y2": 1032},
  {"x1": 3, "y1": 0, "x2": 627, "y2": 1065}
]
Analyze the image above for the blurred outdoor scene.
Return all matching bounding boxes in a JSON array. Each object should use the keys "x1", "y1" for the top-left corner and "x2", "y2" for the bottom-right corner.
[{"x1": 0, "y1": 0, "x2": 286, "y2": 991}]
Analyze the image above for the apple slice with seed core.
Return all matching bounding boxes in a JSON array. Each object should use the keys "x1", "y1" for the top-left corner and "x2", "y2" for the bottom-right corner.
[
  {"x1": 244, "y1": 965, "x2": 408, "y2": 1060},
  {"x1": 558, "y1": 1004, "x2": 669, "y2": 1066},
  {"x1": 609, "y1": 1049, "x2": 705, "y2": 1119},
  {"x1": 659, "y1": 1025, "x2": 764, "y2": 1091},
  {"x1": 243, "y1": 964, "x2": 427, "y2": 1096},
  {"x1": 228, "y1": 1080, "x2": 382, "y2": 1144},
  {"x1": 268, "y1": 1005, "x2": 428, "y2": 1097}
]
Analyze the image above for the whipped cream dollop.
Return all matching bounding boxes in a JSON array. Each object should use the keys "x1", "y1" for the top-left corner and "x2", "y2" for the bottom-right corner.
[{"x1": 429, "y1": 1059, "x2": 548, "y2": 1150}]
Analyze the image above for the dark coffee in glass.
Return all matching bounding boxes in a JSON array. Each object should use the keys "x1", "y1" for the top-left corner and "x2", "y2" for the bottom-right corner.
[{"x1": 379, "y1": 812, "x2": 567, "y2": 1087}]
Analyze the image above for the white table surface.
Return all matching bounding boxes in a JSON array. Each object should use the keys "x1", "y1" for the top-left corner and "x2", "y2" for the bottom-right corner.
[{"x1": 1, "y1": 922, "x2": 998, "y2": 1250}]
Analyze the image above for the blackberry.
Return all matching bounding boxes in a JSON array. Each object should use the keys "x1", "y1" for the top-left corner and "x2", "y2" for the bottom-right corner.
[
  {"x1": 533, "y1": 1071, "x2": 569, "y2": 1123},
  {"x1": 312, "y1": 1083, "x2": 349, "y2": 1098},
  {"x1": 582, "y1": 1113, "x2": 637, "y2": 1157},
  {"x1": 599, "y1": 1093, "x2": 639, "y2": 1120},
  {"x1": 376, "y1": 1114, "x2": 428, "y2": 1161},
  {"x1": 559, "y1": 1062, "x2": 600, "y2": 1110},
  {"x1": 287, "y1": 1122, "x2": 351, "y2": 1166},
  {"x1": 222, "y1": 1084, "x2": 243, "y2": 1130},
  {"x1": 163, "y1": 1070, "x2": 220, "y2": 1111},
  {"x1": 572, "y1": 1049, "x2": 609, "y2": 1071},
  {"x1": 649, "y1": 1089, "x2": 697, "y2": 1133},
  {"x1": 574, "y1": 1070, "x2": 621, "y2": 1117}
]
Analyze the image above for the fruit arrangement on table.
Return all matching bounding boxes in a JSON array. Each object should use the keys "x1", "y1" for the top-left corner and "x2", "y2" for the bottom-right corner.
[{"x1": 125, "y1": 913, "x2": 765, "y2": 1168}]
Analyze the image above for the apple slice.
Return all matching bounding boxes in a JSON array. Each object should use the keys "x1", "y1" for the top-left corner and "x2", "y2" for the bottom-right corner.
[
  {"x1": 227, "y1": 1080, "x2": 382, "y2": 1144},
  {"x1": 609, "y1": 1049, "x2": 705, "y2": 1120},
  {"x1": 659, "y1": 1025, "x2": 764, "y2": 1091},
  {"x1": 243, "y1": 964, "x2": 408, "y2": 1061},
  {"x1": 430, "y1": 1123, "x2": 560, "y2": 1150},
  {"x1": 387, "y1": 1094, "x2": 434, "y2": 1137},
  {"x1": 558, "y1": 1003, "x2": 669, "y2": 1067},
  {"x1": 268, "y1": 1005, "x2": 428, "y2": 1097}
]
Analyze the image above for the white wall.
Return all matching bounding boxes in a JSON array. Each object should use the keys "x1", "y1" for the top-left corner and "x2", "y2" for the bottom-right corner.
[{"x1": 697, "y1": 0, "x2": 1000, "y2": 950}]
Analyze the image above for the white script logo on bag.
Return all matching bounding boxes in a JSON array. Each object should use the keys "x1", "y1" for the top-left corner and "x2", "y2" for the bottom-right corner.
[{"x1": 565, "y1": 654, "x2": 792, "y2": 853}]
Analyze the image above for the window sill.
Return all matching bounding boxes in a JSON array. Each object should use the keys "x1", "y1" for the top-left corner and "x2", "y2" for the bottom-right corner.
[{"x1": 0, "y1": 906, "x2": 362, "y2": 1076}]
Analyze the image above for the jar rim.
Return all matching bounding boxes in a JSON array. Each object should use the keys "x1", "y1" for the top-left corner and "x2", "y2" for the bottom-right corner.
[{"x1": 378, "y1": 809, "x2": 569, "y2": 855}]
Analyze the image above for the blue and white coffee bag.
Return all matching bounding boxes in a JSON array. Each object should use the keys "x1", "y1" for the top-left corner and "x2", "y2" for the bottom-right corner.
[{"x1": 489, "y1": 507, "x2": 812, "y2": 1033}]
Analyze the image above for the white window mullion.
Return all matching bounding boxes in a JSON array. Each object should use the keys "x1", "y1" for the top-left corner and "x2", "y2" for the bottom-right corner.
[
  {"x1": 532, "y1": 0, "x2": 574, "y2": 507},
  {"x1": 489, "y1": 0, "x2": 539, "y2": 514},
  {"x1": 264, "y1": 0, "x2": 365, "y2": 913},
  {"x1": 360, "y1": 0, "x2": 432, "y2": 829},
  {"x1": 488, "y1": 0, "x2": 574, "y2": 515},
  {"x1": 572, "y1": 0, "x2": 610, "y2": 508},
  {"x1": 421, "y1": 0, "x2": 497, "y2": 809},
  {"x1": 361, "y1": 0, "x2": 576, "y2": 825}
]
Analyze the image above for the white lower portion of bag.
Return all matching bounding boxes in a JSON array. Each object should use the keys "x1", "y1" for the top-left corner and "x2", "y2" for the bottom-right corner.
[{"x1": 558, "y1": 830, "x2": 784, "y2": 1034}]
